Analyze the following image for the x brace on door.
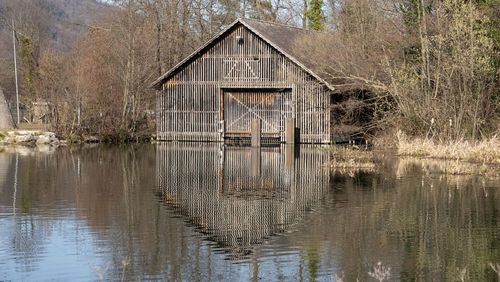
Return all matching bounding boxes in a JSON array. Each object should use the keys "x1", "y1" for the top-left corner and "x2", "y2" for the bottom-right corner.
[{"x1": 225, "y1": 92, "x2": 280, "y2": 133}]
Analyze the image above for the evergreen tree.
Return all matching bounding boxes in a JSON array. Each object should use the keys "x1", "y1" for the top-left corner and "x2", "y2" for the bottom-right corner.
[{"x1": 305, "y1": 0, "x2": 325, "y2": 31}]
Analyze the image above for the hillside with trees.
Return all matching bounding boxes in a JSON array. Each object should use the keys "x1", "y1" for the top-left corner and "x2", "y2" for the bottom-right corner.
[{"x1": 0, "y1": 0, "x2": 109, "y2": 105}]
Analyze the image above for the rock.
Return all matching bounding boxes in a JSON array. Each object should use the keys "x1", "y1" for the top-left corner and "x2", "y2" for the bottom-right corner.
[
  {"x1": 1, "y1": 130, "x2": 63, "y2": 144},
  {"x1": 3, "y1": 136, "x2": 14, "y2": 143},
  {"x1": 36, "y1": 135, "x2": 51, "y2": 144},
  {"x1": 15, "y1": 134, "x2": 35, "y2": 143},
  {"x1": 43, "y1": 132, "x2": 56, "y2": 138}
]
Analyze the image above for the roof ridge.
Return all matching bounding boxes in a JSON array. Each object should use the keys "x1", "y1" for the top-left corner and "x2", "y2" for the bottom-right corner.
[{"x1": 239, "y1": 17, "x2": 318, "y2": 33}]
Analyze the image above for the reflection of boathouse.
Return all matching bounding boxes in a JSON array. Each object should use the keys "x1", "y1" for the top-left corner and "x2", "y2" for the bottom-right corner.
[{"x1": 156, "y1": 143, "x2": 330, "y2": 258}]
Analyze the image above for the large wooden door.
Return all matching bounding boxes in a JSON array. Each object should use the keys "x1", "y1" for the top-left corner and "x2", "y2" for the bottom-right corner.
[{"x1": 223, "y1": 89, "x2": 290, "y2": 136}]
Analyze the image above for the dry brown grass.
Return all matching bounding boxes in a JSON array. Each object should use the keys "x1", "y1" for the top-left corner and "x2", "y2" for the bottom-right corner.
[
  {"x1": 396, "y1": 131, "x2": 500, "y2": 164},
  {"x1": 323, "y1": 145, "x2": 377, "y2": 175},
  {"x1": 17, "y1": 122, "x2": 49, "y2": 130}
]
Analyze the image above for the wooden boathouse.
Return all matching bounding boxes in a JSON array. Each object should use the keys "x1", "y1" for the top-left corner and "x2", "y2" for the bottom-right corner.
[{"x1": 151, "y1": 18, "x2": 335, "y2": 144}]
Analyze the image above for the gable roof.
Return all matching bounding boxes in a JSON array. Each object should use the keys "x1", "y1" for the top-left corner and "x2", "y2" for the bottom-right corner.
[{"x1": 150, "y1": 18, "x2": 334, "y2": 91}]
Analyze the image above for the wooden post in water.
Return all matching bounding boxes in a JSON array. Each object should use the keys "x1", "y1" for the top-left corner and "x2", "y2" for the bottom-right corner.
[
  {"x1": 285, "y1": 118, "x2": 296, "y2": 144},
  {"x1": 251, "y1": 119, "x2": 261, "y2": 147},
  {"x1": 251, "y1": 148, "x2": 261, "y2": 177},
  {"x1": 285, "y1": 144, "x2": 295, "y2": 172}
]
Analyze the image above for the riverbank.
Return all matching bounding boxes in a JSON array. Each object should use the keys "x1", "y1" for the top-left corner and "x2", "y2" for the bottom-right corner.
[
  {"x1": 326, "y1": 146, "x2": 500, "y2": 179},
  {"x1": 326, "y1": 131, "x2": 500, "y2": 177},
  {"x1": 395, "y1": 131, "x2": 500, "y2": 164},
  {"x1": 0, "y1": 130, "x2": 63, "y2": 145},
  {"x1": 1, "y1": 123, "x2": 156, "y2": 145}
]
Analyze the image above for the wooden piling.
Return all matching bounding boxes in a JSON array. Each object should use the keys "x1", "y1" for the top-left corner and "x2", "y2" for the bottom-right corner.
[
  {"x1": 285, "y1": 118, "x2": 296, "y2": 144},
  {"x1": 285, "y1": 144, "x2": 295, "y2": 172},
  {"x1": 251, "y1": 147, "x2": 261, "y2": 177},
  {"x1": 251, "y1": 119, "x2": 261, "y2": 147}
]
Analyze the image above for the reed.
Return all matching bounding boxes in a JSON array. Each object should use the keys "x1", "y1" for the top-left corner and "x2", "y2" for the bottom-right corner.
[
  {"x1": 396, "y1": 131, "x2": 500, "y2": 164},
  {"x1": 323, "y1": 145, "x2": 376, "y2": 174}
]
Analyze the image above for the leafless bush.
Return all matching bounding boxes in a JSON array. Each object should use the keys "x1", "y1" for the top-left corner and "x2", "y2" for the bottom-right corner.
[{"x1": 295, "y1": 0, "x2": 499, "y2": 142}]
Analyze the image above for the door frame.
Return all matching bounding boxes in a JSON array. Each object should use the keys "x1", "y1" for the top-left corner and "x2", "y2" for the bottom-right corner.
[{"x1": 219, "y1": 87, "x2": 293, "y2": 140}]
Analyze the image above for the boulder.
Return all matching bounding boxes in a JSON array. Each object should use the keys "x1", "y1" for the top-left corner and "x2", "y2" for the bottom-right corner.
[
  {"x1": 1, "y1": 130, "x2": 61, "y2": 144},
  {"x1": 14, "y1": 134, "x2": 35, "y2": 143},
  {"x1": 3, "y1": 136, "x2": 14, "y2": 143},
  {"x1": 36, "y1": 135, "x2": 51, "y2": 144},
  {"x1": 43, "y1": 132, "x2": 56, "y2": 138}
]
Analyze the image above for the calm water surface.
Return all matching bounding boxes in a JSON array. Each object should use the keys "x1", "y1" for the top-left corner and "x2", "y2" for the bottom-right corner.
[{"x1": 1, "y1": 143, "x2": 500, "y2": 281}]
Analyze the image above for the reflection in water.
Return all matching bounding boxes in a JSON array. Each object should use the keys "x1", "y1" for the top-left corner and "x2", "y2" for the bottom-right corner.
[
  {"x1": 157, "y1": 143, "x2": 330, "y2": 259},
  {"x1": 13, "y1": 154, "x2": 18, "y2": 215},
  {"x1": 1, "y1": 144, "x2": 500, "y2": 281},
  {"x1": 0, "y1": 154, "x2": 14, "y2": 215},
  {"x1": 324, "y1": 160, "x2": 500, "y2": 281}
]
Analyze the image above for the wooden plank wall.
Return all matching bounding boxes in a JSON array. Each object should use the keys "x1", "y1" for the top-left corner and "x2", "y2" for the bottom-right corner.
[
  {"x1": 156, "y1": 143, "x2": 330, "y2": 257},
  {"x1": 158, "y1": 24, "x2": 330, "y2": 143}
]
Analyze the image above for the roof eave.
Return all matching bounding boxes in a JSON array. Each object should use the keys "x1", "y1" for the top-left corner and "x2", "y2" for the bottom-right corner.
[{"x1": 149, "y1": 18, "x2": 241, "y2": 90}]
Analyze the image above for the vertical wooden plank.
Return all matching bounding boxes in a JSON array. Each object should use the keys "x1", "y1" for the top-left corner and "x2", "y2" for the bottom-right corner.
[
  {"x1": 285, "y1": 118, "x2": 296, "y2": 144},
  {"x1": 251, "y1": 119, "x2": 261, "y2": 147},
  {"x1": 250, "y1": 147, "x2": 261, "y2": 177},
  {"x1": 220, "y1": 88, "x2": 224, "y2": 140}
]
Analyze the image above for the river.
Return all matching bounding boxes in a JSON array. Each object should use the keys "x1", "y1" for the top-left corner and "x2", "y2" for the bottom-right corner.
[{"x1": 1, "y1": 143, "x2": 500, "y2": 281}]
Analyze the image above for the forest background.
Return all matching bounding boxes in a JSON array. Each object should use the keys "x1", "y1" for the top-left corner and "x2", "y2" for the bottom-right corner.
[{"x1": 0, "y1": 0, "x2": 498, "y2": 143}]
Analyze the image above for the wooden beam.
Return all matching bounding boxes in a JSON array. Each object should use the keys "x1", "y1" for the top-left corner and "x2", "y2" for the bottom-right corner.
[
  {"x1": 285, "y1": 118, "x2": 296, "y2": 144},
  {"x1": 251, "y1": 119, "x2": 261, "y2": 147}
]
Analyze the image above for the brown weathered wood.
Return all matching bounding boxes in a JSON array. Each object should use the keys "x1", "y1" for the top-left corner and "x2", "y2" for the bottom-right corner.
[
  {"x1": 156, "y1": 19, "x2": 331, "y2": 144},
  {"x1": 285, "y1": 117, "x2": 295, "y2": 144},
  {"x1": 250, "y1": 148, "x2": 261, "y2": 177},
  {"x1": 284, "y1": 144, "x2": 295, "y2": 172},
  {"x1": 251, "y1": 119, "x2": 261, "y2": 147}
]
